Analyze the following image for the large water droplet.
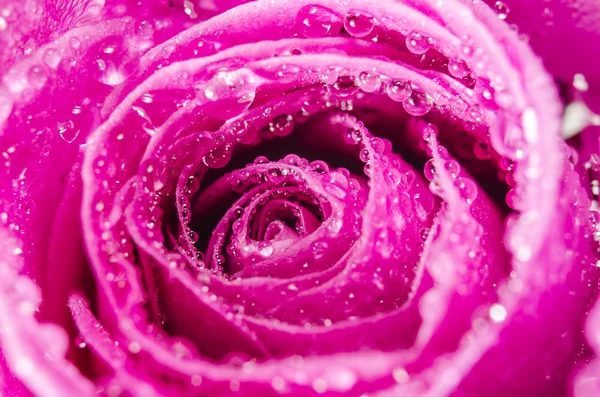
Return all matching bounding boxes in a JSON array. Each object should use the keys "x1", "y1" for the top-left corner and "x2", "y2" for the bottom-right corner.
[
  {"x1": 403, "y1": 88, "x2": 433, "y2": 116},
  {"x1": 423, "y1": 159, "x2": 436, "y2": 181},
  {"x1": 43, "y1": 48, "x2": 61, "y2": 69},
  {"x1": 310, "y1": 160, "x2": 329, "y2": 174},
  {"x1": 58, "y1": 120, "x2": 80, "y2": 143},
  {"x1": 296, "y1": 5, "x2": 340, "y2": 38},
  {"x1": 406, "y1": 32, "x2": 430, "y2": 55},
  {"x1": 332, "y1": 75, "x2": 358, "y2": 98},
  {"x1": 455, "y1": 177, "x2": 478, "y2": 203},
  {"x1": 444, "y1": 160, "x2": 461, "y2": 178},
  {"x1": 448, "y1": 58, "x2": 471, "y2": 79},
  {"x1": 385, "y1": 79, "x2": 412, "y2": 102},
  {"x1": 203, "y1": 69, "x2": 257, "y2": 118},
  {"x1": 91, "y1": 36, "x2": 139, "y2": 86},
  {"x1": 343, "y1": 9, "x2": 374, "y2": 38},
  {"x1": 494, "y1": 1, "x2": 510, "y2": 20},
  {"x1": 258, "y1": 241, "x2": 274, "y2": 257},
  {"x1": 312, "y1": 241, "x2": 328, "y2": 259},
  {"x1": 203, "y1": 144, "x2": 232, "y2": 169},
  {"x1": 357, "y1": 71, "x2": 381, "y2": 93},
  {"x1": 269, "y1": 114, "x2": 294, "y2": 137}
]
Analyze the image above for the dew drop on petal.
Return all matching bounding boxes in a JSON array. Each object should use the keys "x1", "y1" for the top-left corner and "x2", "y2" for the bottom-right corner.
[
  {"x1": 506, "y1": 189, "x2": 518, "y2": 210},
  {"x1": 403, "y1": 88, "x2": 433, "y2": 116},
  {"x1": 455, "y1": 177, "x2": 478, "y2": 203},
  {"x1": 258, "y1": 241, "x2": 274, "y2": 257},
  {"x1": 494, "y1": 1, "x2": 510, "y2": 20},
  {"x1": 270, "y1": 114, "x2": 295, "y2": 137},
  {"x1": 423, "y1": 159, "x2": 436, "y2": 181},
  {"x1": 406, "y1": 31, "x2": 431, "y2": 55},
  {"x1": 371, "y1": 137, "x2": 385, "y2": 154},
  {"x1": 43, "y1": 48, "x2": 61, "y2": 69},
  {"x1": 385, "y1": 79, "x2": 412, "y2": 102},
  {"x1": 312, "y1": 241, "x2": 328, "y2": 259},
  {"x1": 343, "y1": 9, "x2": 375, "y2": 38},
  {"x1": 357, "y1": 71, "x2": 381, "y2": 93},
  {"x1": 332, "y1": 75, "x2": 358, "y2": 97},
  {"x1": 27, "y1": 65, "x2": 48, "y2": 89},
  {"x1": 444, "y1": 160, "x2": 461, "y2": 178},
  {"x1": 203, "y1": 145, "x2": 232, "y2": 169},
  {"x1": 310, "y1": 160, "x2": 329, "y2": 174},
  {"x1": 58, "y1": 120, "x2": 80, "y2": 143},
  {"x1": 254, "y1": 156, "x2": 269, "y2": 165},
  {"x1": 296, "y1": 5, "x2": 340, "y2": 38},
  {"x1": 91, "y1": 36, "x2": 139, "y2": 86},
  {"x1": 448, "y1": 58, "x2": 471, "y2": 79},
  {"x1": 359, "y1": 148, "x2": 370, "y2": 163},
  {"x1": 320, "y1": 67, "x2": 339, "y2": 85}
]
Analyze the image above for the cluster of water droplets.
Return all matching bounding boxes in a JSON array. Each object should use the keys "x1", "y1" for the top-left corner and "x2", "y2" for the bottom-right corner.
[{"x1": 420, "y1": 122, "x2": 479, "y2": 205}]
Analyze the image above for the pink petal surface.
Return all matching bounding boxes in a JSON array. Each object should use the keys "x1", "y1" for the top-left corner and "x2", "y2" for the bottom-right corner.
[{"x1": 0, "y1": 0, "x2": 599, "y2": 396}]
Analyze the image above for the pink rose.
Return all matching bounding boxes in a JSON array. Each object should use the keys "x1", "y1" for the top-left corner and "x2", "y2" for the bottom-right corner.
[{"x1": 1, "y1": 1, "x2": 599, "y2": 396}]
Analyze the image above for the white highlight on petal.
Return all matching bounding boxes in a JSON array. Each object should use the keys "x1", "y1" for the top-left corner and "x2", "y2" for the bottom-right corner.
[
  {"x1": 563, "y1": 101, "x2": 600, "y2": 139},
  {"x1": 489, "y1": 304, "x2": 507, "y2": 322}
]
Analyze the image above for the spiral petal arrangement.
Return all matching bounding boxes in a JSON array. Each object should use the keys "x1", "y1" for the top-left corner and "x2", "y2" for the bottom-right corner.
[{"x1": 0, "y1": 1, "x2": 599, "y2": 396}]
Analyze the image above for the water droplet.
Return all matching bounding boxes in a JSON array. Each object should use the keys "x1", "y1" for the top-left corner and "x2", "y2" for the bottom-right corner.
[
  {"x1": 494, "y1": 1, "x2": 510, "y2": 20},
  {"x1": 258, "y1": 241, "x2": 274, "y2": 257},
  {"x1": 406, "y1": 31, "x2": 430, "y2": 55},
  {"x1": 455, "y1": 177, "x2": 478, "y2": 203},
  {"x1": 58, "y1": 120, "x2": 80, "y2": 143},
  {"x1": 359, "y1": 148, "x2": 370, "y2": 163},
  {"x1": 43, "y1": 49, "x2": 61, "y2": 69},
  {"x1": 385, "y1": 169, "x2": 403, "y2": 186},
  {"x1": 312, "y1": 378, "x2": 328, "y2": 394},
  {"x1": 423, "y1": 159, "x2": 436, "y2": 181},
  {"x1": 384, "y1": 80, "x2": 411, "y2": 103},
  {"x1": 191, "y1": 375, "x2": 203, "y2": 386},
  {"x1": 466, "y1": 105, "x2": 485, "y2": 124},
  {"x1": 296, "y1": 5, "x2": 340, "y2": 38},
  {"x1": 332, "y1": 75, "x2": 358, "y2": 97},
  {"x1": 254, "y1": 156, "x2": 269, "y2": 165},
  {"x1": 371, "y1": 138, "x2": 385, "y2": 153},
  {"x1": 188, "y1": 231, "x2": 199, "y2": 244},
  {"x1": 74, "y1": 335, "x2": 87, "y2": 349},
  {"x1": 203, "y1": 69, "x2": 257, "y2": 118},
  {"x1": 343, "y1": 9, "x2": 375, "y2": 38},
  {"x1": 357, "y1": 71, "x2": 381, "y2": 93},
  {"x1": 312, "y1": 241, "x2": 328, "y2": 259},
  {"x1": 203, "y1": 144, "x2": 232, "y2": 169},
  {"x1": 70, "y1": 37, "x2": 81, "y2": 49},
  {"x1": 320, "y1": 67, "x2": 339, "y2": 85},
  {"x1": 506, "y1": 189, "x2": 518, "y2": 210},
  {"x1": 27, "y1": 65, "x2": 48, "y2": 89},
  {"x1": 499, "y1": 157, "x2": 514, "y2": 171},
  {"x1": 267, "y1": 168, "x2": 287, "y2": 184},
  {"x1": 393, "y1": 368, "x2": 409, "y2": 383},
  {"x1": 230, "y1": 119, "x2": 248, "y2": 136},
  {"x1": 310, "y1": 160, "x2": 329, "y2": 174},
  {"x1": 448, "y1": 58, "x2": 471, "y2": 79},
  {"x1": 403, "y1": 88, "x2": 433, "y2": 116},
  {"x1": 444, "y1": 160, "x2": 461, "y2": 178},
  {"x1": 91, "y1": 36, "x2": 139, "y2": 86},
  {"x1": 269, "y1": 114, "x2": 294, "y2": 137},
  {"x1": 283, "y1": 154, "x2": 302, "y2": 166}
]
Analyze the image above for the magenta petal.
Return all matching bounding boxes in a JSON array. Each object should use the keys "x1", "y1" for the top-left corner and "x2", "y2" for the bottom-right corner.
[{"x1": 1, "y1": 0, "x2": 599, "y2": 395}]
